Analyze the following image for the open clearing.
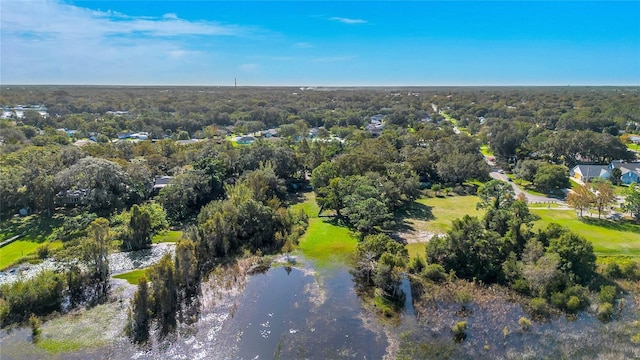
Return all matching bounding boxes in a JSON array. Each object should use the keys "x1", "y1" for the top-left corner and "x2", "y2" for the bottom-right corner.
[
  {"x1": 398, "y1": 196, "x2": 483, "y2": 260},
  {"x1": 112, "y1": 268, "x2": 148, "y2": 285},
  {"x1": 0, "y1": 240, "x2": 63, "y2": 270},
  {"x1": 293, "y1": 193, "x2": 357, "y2": 267},
  {"x1": 152, "y1": 230, "x2": 182, "y2": 243}
]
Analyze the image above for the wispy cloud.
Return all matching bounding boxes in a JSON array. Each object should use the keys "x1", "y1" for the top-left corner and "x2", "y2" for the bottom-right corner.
[
  {"x1": 0, "y1": 0, "x2": 255, "y2": 84},
  {"x1": 329, "y1": 17, "x2": 367, "y2": 25}
]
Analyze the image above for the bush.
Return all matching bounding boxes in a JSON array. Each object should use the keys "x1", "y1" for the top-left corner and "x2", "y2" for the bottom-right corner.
[
  {"x1": 29, "y1": 314, "x2": 41, "y2": 343},
  {"x1": 512, "y1": 278, "x2": 530, "y2": 295},
  {"x1": 0, "y1": 270, "x2": 65, "y2": 326},
  {"x1": 518, "y1": 316, "x2": 532, "y2": 331},
  {"x1": 565, "y1": 296, "x2": 581, "y2": 313},
  {"x1": 408, "y1": 256, "x2": 426, "y2": 274},
  {"x1": 451, "y1": 321, "x2": 467, "y2": 342},
  {"x1": 550, "y1": 292, "x2": 566, "y2": 309},
  {"x1": 529, "y1": 297, "x2": 548, "y2": 317},
  {"x1": 598, "y1": 285, "x2": 617, "y2": 304},
  {"x1": 602, "y1": 262, "x2": 621, "y2": 279},
  {"x1": 597, "y1": 303, "x2": 614, "y2": 321},
  {"x1": 422, "y1": 263, "x2": 447, "y2": 283},
  {"x1": 36, "y1": 244, "x2": 50, "y2": 259}
]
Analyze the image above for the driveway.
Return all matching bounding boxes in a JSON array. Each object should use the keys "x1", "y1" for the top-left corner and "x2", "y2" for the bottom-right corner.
[{"x1": 489, "y1": 171, "x2": 566, "y2": 205}]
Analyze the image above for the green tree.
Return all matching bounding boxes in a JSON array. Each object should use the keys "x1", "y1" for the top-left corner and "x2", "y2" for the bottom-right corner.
[
  {"x1": 514, "y1": 159, "x2": 543, "y2": 184},
  {"x1": 126, "y1": 277, "x2": 151, "y2": 344},
  {"x1": 55, "y1": 157, "x2": 132, "y2": 213},
  {"x1": 547, "y1": 232, "x2": 596, "y2": 285},
  {"x1": 534, "y1": 164, "x2": 570, "y2": 194},
  {"x1": 622, "y1": 183, "x2": 640, "y2": 220},
  {"x1": 310, "y1": 161, "x2": 338, "y2": 190},
  {"x1": 125, "y1": 204, "x2": 153, "y2": 251},
  {"x1": 477, "y1": 179, "x2": 515, "y2": 210},
  {"x1": 175, "y1": 239, "x2": 199, "y2": 303},
  {"x1": 84, "y1": 218, "x2": 111, "y2": 301},
  {"x1": 148, "y1": 254, "x2": 178, "y2": 334},
  {"x1": 610, "y1": 167, "x2": 622, "y2": 186}
]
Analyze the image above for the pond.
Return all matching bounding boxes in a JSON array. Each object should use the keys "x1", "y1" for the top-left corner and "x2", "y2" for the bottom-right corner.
[
  {"x1": 112, "y1": 257, "x2": 390, "y2": 359},
  {"x1": 2, "y1": 253, "x2": 638, "y2": 359}
]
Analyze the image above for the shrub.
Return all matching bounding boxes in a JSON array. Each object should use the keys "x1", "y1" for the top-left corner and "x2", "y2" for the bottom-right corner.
[
  {"x1": 566, "y1": 296, "x2": 581, "y2": 313},
  {"x1": 518, "y1": 316, "x2": 532, "y2": 331},
  {"x1": 451, "y1": 321, "x2": 467, "y2": 342},
  {"x1": 598, "y1": 285, "x2": 617, "y2": 304},
  {"x1": 550, "y1": 292, "x2": 566, "y2": 309},
  {"x1": 0, "y1": 270, "x2": 65, "y2": 326},
  {"x1": 408, "y1": 256, "x2": 426, "y2": 274},
  {"x1": 422, "y1": 263, "x2": 447, "y2": 283},
  {"x1": 529, "y1": 297, "x2": 548, "y2": 317},
  {"x1": 29, "y1": 314, "x2": 41, "y2": 343},
  {"x1": 511, "y1": 278, "x2": 530, "y2": 295},
  {"x1": 597, "y1": 303, "x2": 614, "y2": 321},
  {"x1": 602, "y1": 262, "x2": 621, "y2": 279},
  {"x1": 36, "y1": 244, "x2": 50, "y2": 259},
  {"x1": 455, "y1": 289, "x2": 473, "y2": 305}
]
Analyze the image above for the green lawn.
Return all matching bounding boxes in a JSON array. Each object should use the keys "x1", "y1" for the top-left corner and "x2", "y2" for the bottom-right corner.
[
  {"x1": 113, "y1": 268, "x2": 148, "y2": 285},
  {"x1": 480, "y1": 145, "x2": 494, "y2": 156},
  {"x1": 532, "y1": 209, "x2": 640, "y2": 257},
  {"x1": 401, "y1": 196, "x2": 483, "y2": 261},
  {"x1": 0, "y1": 240, "x2": 42, "y2": 269},
  {"x1": 152, "y1": 230, "x2": 182, "y2": 243},
  {"x1": 0, "y1": 240, "x2": 63, "y2": 269},
  {"x1": 294, "y1": 193, "x2": 358, "y2": 267}
]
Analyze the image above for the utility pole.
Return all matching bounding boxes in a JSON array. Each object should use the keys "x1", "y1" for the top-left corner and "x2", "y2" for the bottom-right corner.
[{"x1": 234, "y1": 77, "x2": 237, "y2": 88}]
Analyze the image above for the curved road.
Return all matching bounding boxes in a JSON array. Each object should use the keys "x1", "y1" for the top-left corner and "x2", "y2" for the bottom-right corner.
[{"x1": 489, "y1": 171, "x2": 567, "y2": 205}]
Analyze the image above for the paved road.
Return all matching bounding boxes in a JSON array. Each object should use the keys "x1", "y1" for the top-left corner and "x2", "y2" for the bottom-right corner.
[{"x1": 489, "y1": 171, "x2": 566, "y2": 205}]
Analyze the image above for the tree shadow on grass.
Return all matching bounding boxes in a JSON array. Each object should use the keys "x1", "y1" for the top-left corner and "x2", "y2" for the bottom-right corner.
[
  {"x1": 393, "y1": 202, "x2": 435, "y2": 234},
  {"x1": 395, "y1": 202, "x2": 435, "y2": 222},
  {"x1": 581, "y1": 218, "x2": 640, "y2": 234}
]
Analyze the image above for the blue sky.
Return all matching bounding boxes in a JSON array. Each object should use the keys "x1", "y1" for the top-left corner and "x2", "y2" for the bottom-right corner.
[{"x1": 1, "y1": 1, "x2": 639, "y2": 86}]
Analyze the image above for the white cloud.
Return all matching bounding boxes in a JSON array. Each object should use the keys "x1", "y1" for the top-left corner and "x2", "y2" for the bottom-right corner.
[
  {"x1": 0, "y1": 0, "x2": 253, "y2": 84},
  {"x1": 329, "y1": 17, "x2": 367, "y2": 25},
  {"x1": 294, "y1": 42, "x2": 313, "y2": 49}
]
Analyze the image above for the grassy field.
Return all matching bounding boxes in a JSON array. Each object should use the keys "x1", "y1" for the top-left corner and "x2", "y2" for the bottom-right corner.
[
  {"x1": 400, "y1": 196, "x2": 483, "y2": 261},
  {"x1": 113, "y1": 268, "x2": 148, "y2": 285},
  {"x1": 532, "y1": 209, "x2": 640, "y2": 257},
  {"x1": 0, "y1": 240, "x2": 43, "y2": 269},
  {"x1": 152, "y1": 230, "x2": 182, "y2": 243},
  {"x1": 402, "y1": 195, "x2": 640, "y2": 259},
  {"x1": 0, "y1": 240, "x2": 63, "y2": 270},
  {"x1": 293, "y1": 193, "x2": 358, "y2": 267},
  {"x1": 480, "y1": 145, "x2": 494, "y2": 156}
]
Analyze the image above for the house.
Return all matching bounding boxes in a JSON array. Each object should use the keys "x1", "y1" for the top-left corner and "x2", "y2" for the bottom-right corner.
[
  {"x1": 263, "y1": 128, "x2": 278, "y2": 138},
  {"x1": 610, "y1": 161, "x2": 640, "y2": 185},
  {"x1": 236, "y1": 135, "x2": 257, "y2": 145},
  {"x1": 370, "y1": 114, "x2": 384, "y2": 124},
  {"x1": 151, "y1": 176, "x2": 173, "y2": 195},
  {"x1": 365, "y1": 123, "x2": 384, "y2": 137},
  {"x1": 56, "y1": 189, "x2": 90, "y2": 206},
  {"x1": 570, "y1": 164, "x2": 611, "y2": 182}
]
